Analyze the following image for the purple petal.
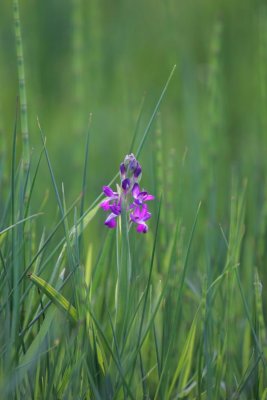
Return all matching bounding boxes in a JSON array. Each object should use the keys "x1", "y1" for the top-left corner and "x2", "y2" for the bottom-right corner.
[
  {"x1": 134, "y1": 198, "x2": 143, "y2": 206},
  {"x1": 104, "y1": 213, "x2": 117, "y2": 229},
  {"x1": 139, "y1": 191, "x2": 155, "y2": 202},
  {"x1": 132, "y1": 183, "x2": 140, "y2": 199},
  {"x1": 110, "y1": 203, "x2": 121, "y2": 215},
  {"x1": 127, "y1": 154, "x2": 137, "y2": 171},
  {"x1": 144, "y1": 194, "x2": 154, "y2": 201},
  {"x1": 130, "y1": 208, "x2": 141, "y2": 223},
  {"x1": 120, "y1": 163, "x2": 126, "y2": 177},
  {"x1": 134, "y1": 163, "x2": 142, "y2": 178},
  {"x1": 103, "y1": 186, "x2": 115, "y2": 197},
  {"x1": 143, "y1": 211, "x2": 151, "y2": 221},
  {"x1": 136, "y1": 192, "x2": 147, "y2": 205},
  {"x1": 122, "y1": 178, "x2": 131, "y2": 192},
  {"x1": 132, "y1": 204, "x2": 142, "y2": 217},
  {"x1": 130, "y1": 213, "x2": 138, "y2": 223},
  {"x1": 130, "y1": 205, "x2": 150, "y2": 222},
  {"x1": 139, "y1": 191, "x2": 147, "y2": 197},
  {"x1": 136, "y1": 223, "x2": 148, "y2": 233},
  {"x1": 139, "y1": 204, "x2": 149, "y2": 218},
  {"x1": 100, "y1": 199, "x2": 111, "y2": 211}
]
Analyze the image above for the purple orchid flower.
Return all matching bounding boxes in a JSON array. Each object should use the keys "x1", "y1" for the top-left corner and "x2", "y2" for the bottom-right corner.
[
  {"x1": 104, "y1": 212, "x2": 119, "y2": 229},
  {"x1": 134, "y1": 163, "x2": 142, "y2": 179},
  {"x1": 120, "y1": 163, "x2": 126, "y2": 179},
  {"x1": 100, "y1": 186, "x2": 122, "y2": 229},
  {"x1": 100, "y1": 154, "x2": 154, "y2": 233},
  {"x1": 130, "y1": 204, "x2": 151, "y2": 233},
  {"x1": 100, "y1": 186, "x2": 119, "y2": 211},
  {"x1": 122, "y1": 178, "x2": 131, "y2": 193},
  {"x1": 131, "y1": 183, "x2": 155, "y2": 206}
]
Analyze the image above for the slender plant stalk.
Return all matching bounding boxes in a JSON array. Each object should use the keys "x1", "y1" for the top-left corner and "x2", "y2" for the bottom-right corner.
[
  {"x1": 13, "y1": 0, "x2": 30, "y2": 174},
  {"x1": 13, "y1": 0, "x2": 33, "y2": 284},
  {"x1": 165, "y1": 148, "x2": 175, "y2": 228},
  {"x1": 71, "y1": 0, "x2": 85, "y2": 136},
  {"x1": 115, "y1": 198, "x2": 132, "y2": 348},
  {"x1": 0, "y1": 110, "x2": 5, "y2": 189},
  {"x1": 154, "y1": 112, "x2": 166, "y2": 249}
]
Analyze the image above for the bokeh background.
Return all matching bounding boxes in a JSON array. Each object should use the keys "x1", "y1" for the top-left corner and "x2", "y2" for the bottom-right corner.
[
  {"x1": 1, "y1": 0, "x2": 267, "y2": 236},
  {"x1": 2, "y1": 4, "x2": 267, "y2": 396}
]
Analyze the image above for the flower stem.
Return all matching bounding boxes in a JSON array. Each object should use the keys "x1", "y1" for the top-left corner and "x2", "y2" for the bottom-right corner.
[{"x1": 115, "y1": 198, "x2": 132, "y2": 347}]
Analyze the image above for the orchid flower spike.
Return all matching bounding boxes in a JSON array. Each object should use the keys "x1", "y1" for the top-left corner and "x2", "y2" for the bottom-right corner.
[{"x1": 100, "y1": 154, "x2": 154, "y2": 233}]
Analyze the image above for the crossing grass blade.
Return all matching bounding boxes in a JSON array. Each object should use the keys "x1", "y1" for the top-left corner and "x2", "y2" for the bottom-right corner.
[
  {"x1": 154, "y1": 202, "x2": 201, "y2": 399},
  {"x1": 135, "y1": 65, "x2": 176, "y2": 158},
  {"x1": 0, "y1": 213, "x2": 42, "y2": 236},
  {"x1": 167, "y1": 309, "x2": 199, "y2": 397}
]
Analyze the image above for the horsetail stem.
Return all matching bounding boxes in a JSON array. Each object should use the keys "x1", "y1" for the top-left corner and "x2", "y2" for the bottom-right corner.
[
  {"x1": 166, "y1": 148, "x2": 175, "y2": 227},
  {"x1": 155, "y1": 112, "x2": 164, "y2": 197},
  {"x1": 258, "y1": 8, "x2": 267, "y2": 135},
  {"x1": 155, "y1": 112, "x2": 166, "y2": 248},
  {"x1": 0, "y1": 103, "x2": 5, "y2": 185},
  {"x1": 71, "y1": 0, "x2": 85, "y2": 136},
  {"x1": 13, "y1": 0, "x2": 30, "y2": 173}
]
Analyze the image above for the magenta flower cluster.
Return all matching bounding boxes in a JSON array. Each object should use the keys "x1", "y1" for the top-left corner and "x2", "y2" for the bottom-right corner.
[{"x1": 100, "y1": 154, "x2": 154, "y2": 233}]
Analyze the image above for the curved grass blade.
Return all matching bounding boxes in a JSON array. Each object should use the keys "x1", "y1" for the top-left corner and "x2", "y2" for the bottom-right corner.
[
  {"x1": 28, "y1": 273, "x2": 78, "y2": 323},
  {"x1": 167, "y1": 308, "x2": 199, "y2": 398},
  {"x1": 27, "y1": 273, "x2": 106, "y2": 374}
]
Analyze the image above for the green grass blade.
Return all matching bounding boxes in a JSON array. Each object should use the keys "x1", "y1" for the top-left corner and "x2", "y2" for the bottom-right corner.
[
  {"x1": 0, "y1": 213, "x2": 42, "y2": 236},
  {"x1": 135, "y1": 65, "x2": 176, "y2": 158},
  {"x1": 167, "y1": 308, "x2": 199, "y2": 397},
  {"x1": 154, "y1": 202, "x2": 201, "y2": 399},
  {"x1": 28, "y1": 272, "x2": 78, "y2": 323}
]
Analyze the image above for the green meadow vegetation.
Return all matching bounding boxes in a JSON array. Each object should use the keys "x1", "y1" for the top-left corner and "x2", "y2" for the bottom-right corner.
[{"x1": 1, "y1": 0, "x2": 267, "y2": 398}]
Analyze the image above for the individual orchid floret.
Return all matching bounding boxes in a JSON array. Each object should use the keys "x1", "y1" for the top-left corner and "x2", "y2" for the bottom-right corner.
[
  {"x1": 104, "y1": 212, "x2": 119, "y2": 229},
  {"x1": 120, "y1": 163, "x2": 126, "y2": 179},
  {"x1": 131, "y1": 183, "x2": 155, "y2": 206},
  {"x1": 100, "y1": 186, "x2": 119, "y2": 211},
  {"x1": 130, "y1": 204, "x2": 151, "y2": 233},
  {"x1": 100, "y1": 154, "x2": 154, "y2": 233},
  {"x1": 122, "y1": 178, "x2": 131, "y2": 193},
  {"x1": 134, "y1": 163, "x2": 142, "y2": 178}
]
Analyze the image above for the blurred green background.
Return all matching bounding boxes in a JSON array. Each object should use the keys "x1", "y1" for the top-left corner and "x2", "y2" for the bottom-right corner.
[
  {"x1": 1, "y1": 0, "x2": 267, "y2": 229},
  {"x1": 2, "y1": 3, "x2": 267, "y2": 396}
]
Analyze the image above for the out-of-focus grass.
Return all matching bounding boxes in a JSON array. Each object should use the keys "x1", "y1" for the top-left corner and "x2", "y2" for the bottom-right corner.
[
  {"x1": 1, "y1": 0, "x2": 267, "y2": 398},
  {"x1": 1, "y1": 1, "x2": 265, "y2": 188}
]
